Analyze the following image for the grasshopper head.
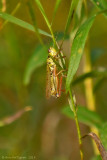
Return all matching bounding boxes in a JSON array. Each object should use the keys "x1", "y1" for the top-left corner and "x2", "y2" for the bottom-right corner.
[{"x1": 48, "y1": 47, "x2": 57, "y2": 57}]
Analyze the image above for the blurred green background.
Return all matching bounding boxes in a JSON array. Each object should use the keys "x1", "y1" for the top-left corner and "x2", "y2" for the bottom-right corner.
[{"x1": 0, "y1": 0, "x2": 107, "y2": 160}]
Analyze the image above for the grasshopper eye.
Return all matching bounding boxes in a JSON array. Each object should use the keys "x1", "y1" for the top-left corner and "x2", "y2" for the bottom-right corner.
[{"x1": 48, "y1": 48, "x2": 51, "y2": 53}]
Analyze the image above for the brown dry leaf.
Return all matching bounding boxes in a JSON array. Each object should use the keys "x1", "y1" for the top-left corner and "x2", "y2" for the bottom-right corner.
[
  {"x1": 0, "y1": 106, "x2": 32, "y2": 127},
  {"x1": 82, "y1": 132, "x2": 107, "y2": 160}
]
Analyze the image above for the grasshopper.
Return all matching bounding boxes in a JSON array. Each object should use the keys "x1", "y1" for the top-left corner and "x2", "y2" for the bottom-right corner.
[{"x1": 46, "y1": 47, "x2": 65, "y2": 98}]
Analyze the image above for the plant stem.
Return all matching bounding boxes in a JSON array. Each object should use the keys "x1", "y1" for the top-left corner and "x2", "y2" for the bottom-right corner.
[{"x1": 69, "y1": 89, "x2": 83, "y2": 160}]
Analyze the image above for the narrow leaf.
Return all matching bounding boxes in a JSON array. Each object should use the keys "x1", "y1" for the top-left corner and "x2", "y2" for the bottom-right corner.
[
  {"x1": 63, "y1": 0, "x2": 79, "y2": 39},
  {"x1": 1, "y1": 2, "x2": 21, "y2": 29},
  {"x1": 27, "y1": 1, "x2": 44, "y2": 45},
  {"x1": 94, "y1": 77, "x2": 106, "y2": 92},
  {"x1": 62, "y1": 106, "x2": 103, "y2": 129},
  {"x1": 34, "y1": 0, "x2": 56, "y2": 46},
  {"x1": 51, "y1": 0, "x2": 62, "y2": 25},
  {"x1": 72, "y1": 69, "x2": 107, "y2": 85},
  {"x1": 34, "y1": 0, "x2": 50, "y2": 28},
  {"x1": 90, "y1": 0, "x2": 107, "y2": 17},
  {"x1": 76, "y1": 0, "x2": 83, "y2": 20},
  {"x1": 0, "y1": 12, "x2": 51, "y2": 37},
  {"x1": 23, "y1": 45, "x2": 48, "y2": 85},
  {"x1": 66, "y1": 15, "x2": 96, "y2": 91}
]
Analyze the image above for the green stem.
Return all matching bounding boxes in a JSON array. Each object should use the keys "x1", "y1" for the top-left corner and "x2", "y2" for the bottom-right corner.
[{"x1": 69, "y1": 89, "x2": 83, "y2": 160}]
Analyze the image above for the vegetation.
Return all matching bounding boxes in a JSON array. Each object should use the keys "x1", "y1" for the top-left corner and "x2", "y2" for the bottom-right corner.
[{"x1": 0, "y1": 0, "x2": 107, "y2": 159}]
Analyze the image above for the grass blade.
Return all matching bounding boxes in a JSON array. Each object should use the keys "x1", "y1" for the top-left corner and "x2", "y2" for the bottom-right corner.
[
  {"x1": 62, "y1": 106, "x2": 103, "y2": 129},
  {"x1": 27, "y1": 1, "x2": 44, "y2": 45},
  {"x1": 34, "y1": 0, "x2": 56, "y2": 46},
  {"x1": 0, "y1": 12, "x2": 51, "y2": 37},
  {"x1": 34, "y1": 0, "x2": 50, "y2": 29},
  {"x1": 1, "y1": 2, "x2": 21, "y2": 29},
  {"x1": 93, "y1": 77, "x2": 106, "y2": 92},
  {"x1": 72, "y1": 69, "x2": 107, "y2": 85},
  {"x1": 90, "y1": 0, "x2": 107, "y2": 17},
  {"x1": 62, "y1": 0, "x2": 79, "y2": 43},
  {"x1": 23, "y1": 45, "x2": 48, "y2": 85},
  {"x1": 51, "y1": 0, "x2": 62, "y2": 25},
  {"x1": 66, "y1": 15, "x2": 96, "y2": 91}
]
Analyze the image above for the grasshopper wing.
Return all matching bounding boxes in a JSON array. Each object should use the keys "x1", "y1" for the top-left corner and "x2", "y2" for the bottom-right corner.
[{"x1": 46, "y1": 65, "x2": 51, "y2": 99}]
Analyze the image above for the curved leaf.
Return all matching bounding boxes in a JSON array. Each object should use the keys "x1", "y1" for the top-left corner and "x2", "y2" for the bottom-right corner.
[
  {"x1": 34, "y1": 0, "x2": 56, "y2": 46},
  {"x1": 51, "y1": 0, "x2": 62, "y2": 25},
  {"x1": 72, "y1": 69, "x2": 107, "y2": 85},
  {"x1": 62, "y1": 106, "x2": 103, "y2": 129},
  {"x1": 93, "y1": 77, "x2": 106, "y2": 92},
  {"x1": 90, "y1": 0, "x2": 107, "y2": 18},
  {"x1": 23, "y1": 45, "x2": 48, "y2": 85},
  {"x1": 0, "y1": 12, "x2": 51, "y2": 37},
  {"x1": 27, "y1": 1, "x2": 44, "y2": 45},
  {"x1": 66, "y1": 15, "x2": 96, "y2": 91},
  {"x1": 64, "y1": 0, "x2": 79, "y2": 38},
  {"x1": 34, "y1": 0, "x2": 50, "y2": 29}
]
